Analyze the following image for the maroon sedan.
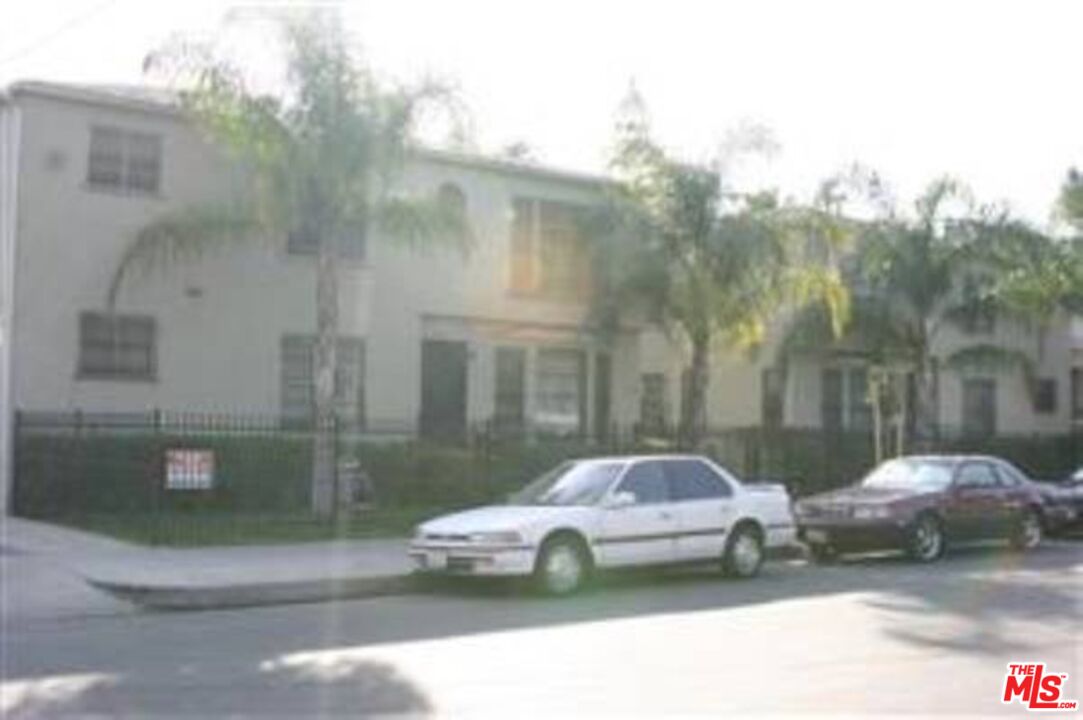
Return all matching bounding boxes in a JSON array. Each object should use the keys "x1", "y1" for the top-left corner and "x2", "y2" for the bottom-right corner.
[{"x1": 795, "y1": 455, "x2": 1045, "y2": 562}]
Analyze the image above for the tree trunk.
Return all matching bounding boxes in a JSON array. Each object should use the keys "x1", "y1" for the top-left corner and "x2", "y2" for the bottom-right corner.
[
  {"x1": 680, "y1": 332, "x2": 709, "y2": 449},
  {"x1": 311, "y1": 230, "x2": 339, "y2": 518},
  {"x1": 870, "y1": 372, "x2": 883, "y2": 464},
  {"x1": 895, "y1": 372, "x2": 908, "y2": 457},
  {"x1": 913, "y1": 358, "x2": 938, "y2": 451}
]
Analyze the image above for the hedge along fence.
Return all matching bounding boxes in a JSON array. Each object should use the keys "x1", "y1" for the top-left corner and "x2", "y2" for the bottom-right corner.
[
  {"x1": 14, "y1": 425, "x2": 313, "y2": 517},
  {"x1": 12, "y1": 411, "x2": 1083, "y2": 520},
  {"x1": 706, "y1": 428, "x2": 877, "y2": 497},
  {"x1": 708, "y1": 427, "x2": 1082, "y2": 497},
  {"x1": 11, "y1": 411, "x2": 616, "y2": 519}
]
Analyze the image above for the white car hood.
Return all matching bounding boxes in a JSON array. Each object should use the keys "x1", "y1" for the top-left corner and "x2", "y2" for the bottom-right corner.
[{"x1": 419, "y1": 504, "x2": 585, "y2": 535}]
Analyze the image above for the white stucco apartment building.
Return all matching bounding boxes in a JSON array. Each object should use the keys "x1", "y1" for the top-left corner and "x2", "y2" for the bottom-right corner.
[{"x1": 0, "y1": 81, "x2": 1079, "y2": 511}]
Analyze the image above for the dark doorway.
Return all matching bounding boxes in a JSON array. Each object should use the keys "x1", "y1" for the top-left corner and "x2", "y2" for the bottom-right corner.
[
  {"x1": 962, "y1": 378, "x2": 997, "y2": 438},
  {"x1": 494, "y1": 347, "x2": 526, "y2": 434},
  {"x1": 420, "y1": 340, "x2": 468, "y2": 441}
]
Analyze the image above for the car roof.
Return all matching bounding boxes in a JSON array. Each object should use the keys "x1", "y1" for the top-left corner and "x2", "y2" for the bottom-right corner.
[
  {"x1": 894, "y1": 454, "x2": 1010, "y2": 465},
  {"x1": 572, "y1": 454, "x2": 712, "y2": 465}
]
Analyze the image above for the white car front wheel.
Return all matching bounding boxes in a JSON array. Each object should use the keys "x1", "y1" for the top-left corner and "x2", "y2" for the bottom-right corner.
[{"x1": 534, "y1": 536, "x2": 589, "y2": 596}]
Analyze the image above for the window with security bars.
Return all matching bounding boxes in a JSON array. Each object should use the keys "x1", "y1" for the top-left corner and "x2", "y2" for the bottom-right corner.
[
  {"x1": 1033, "y1": 378, "x2": 1057, "y2": 415},
  {"x1": 86, "y1": 126, "x2": 162, "y2": 194},
  {"x1": 640, "y1": 372, "x2": 668, "y2": 434},
  {"x1": 821, "y1": 367, "x2": 871, "y2": 432},
  {"x1": 280, "y1": 335, "x2": 366, "y2": 429},
  {"x1": 77, "y1": 312, "x2": 156, "y2": 380},
  {"x1": 493, "y1": 347, "x2": 526, "y2": 429},
  {"x1": 535, "y1": 348, "x2": 586, "y2": 433}
]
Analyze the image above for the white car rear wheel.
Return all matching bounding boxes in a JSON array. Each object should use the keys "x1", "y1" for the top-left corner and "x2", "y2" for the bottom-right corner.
[{"x1": 723, "y1": 525, "x2": 764, "y2": 579}]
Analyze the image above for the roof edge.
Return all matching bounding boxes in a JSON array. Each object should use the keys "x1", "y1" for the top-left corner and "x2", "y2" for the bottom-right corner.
[
  {"x1": 5, "y1": 80, "x2": 612, "y2": 188},
  {"x1": 7, "y1": 80, "x2": 184, "y2": 117}
]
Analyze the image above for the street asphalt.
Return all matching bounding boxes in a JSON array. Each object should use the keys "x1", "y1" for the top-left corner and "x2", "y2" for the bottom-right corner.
[{"x1": 3, "y1": 540, "x2": 1081, "y2": 717}]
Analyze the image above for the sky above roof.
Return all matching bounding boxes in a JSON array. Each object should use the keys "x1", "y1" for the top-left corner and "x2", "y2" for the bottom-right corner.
[{"x1": 3, "y1": 0, "x2": 1080, "y2": 226}]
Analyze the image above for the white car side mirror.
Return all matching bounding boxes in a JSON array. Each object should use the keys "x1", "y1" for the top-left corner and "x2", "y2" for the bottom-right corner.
[{"x1": 606, "y1": 491, "x2": 636, "y2": 509}]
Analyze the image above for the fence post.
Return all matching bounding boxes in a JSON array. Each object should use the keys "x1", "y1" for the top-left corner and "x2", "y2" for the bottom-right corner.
[
  {"x1": 331, "y1": 413, "x2": 341, "y2": 523},
  {"x1": 151, "y1": 407, "x2": 162, "y2": 544},
  {"x1": 9, "y1": 409, "x2": 21, "y2": 515}
]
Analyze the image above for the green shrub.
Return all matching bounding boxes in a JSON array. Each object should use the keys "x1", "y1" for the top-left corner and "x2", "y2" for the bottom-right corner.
[
  {"x1": 14, "y1": 433, "x2": 311, "y2": 516},
  {"x1": 15, "y1": 425, "x2": 1079, "y2": 523}
]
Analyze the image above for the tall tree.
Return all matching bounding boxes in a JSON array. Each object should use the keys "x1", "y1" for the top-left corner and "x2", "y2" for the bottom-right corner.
[
  {"x1": 782, "y1": 175, "x2": 1076, "y2": 448},
  {"x1": 110, "y1": 13, "x2": 469, "y2": 517},
  {"x1": 595, "y1": 89, "x2": 848, "y2": 446},
  {"x1": 1057, "y1": 168, "x2": 1083, "y2": 233}
]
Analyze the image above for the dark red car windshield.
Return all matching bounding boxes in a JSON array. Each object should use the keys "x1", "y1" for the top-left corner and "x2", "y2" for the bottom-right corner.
[{"x1": 862, "y1": 459, "x2": 955, "y2": 491}]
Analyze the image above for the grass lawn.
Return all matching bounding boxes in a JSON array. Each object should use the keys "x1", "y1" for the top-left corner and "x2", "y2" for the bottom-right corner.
[{"x1": 50, "y1": 506, "x2": 451, "y2": 547}]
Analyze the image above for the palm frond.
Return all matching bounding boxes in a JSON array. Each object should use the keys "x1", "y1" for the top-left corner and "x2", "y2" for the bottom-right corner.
[
  {"x1": 374, "y1": 192, "x2": 473, "y2": 254},
  {"x1": 107, "y1": 204, "x2": 259, "y2": 309}
]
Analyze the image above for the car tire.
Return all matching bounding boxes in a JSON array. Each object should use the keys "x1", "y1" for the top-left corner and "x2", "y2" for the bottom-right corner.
[
  {"x1": 906, "y1": 513, "x2": 945, "y2": 563},
  {"x1": 533, "y1": 535, "x2": 590, "y2": 596},
  {"x1": 807, "y1": 543, "x2": 838, "y2": 564},
  {"x1": 722, "y1": 524, "x2": 765, "y2": 579},
  {"x1": 1009, "y1": 507, "x2": 1042, "y2": 552}
]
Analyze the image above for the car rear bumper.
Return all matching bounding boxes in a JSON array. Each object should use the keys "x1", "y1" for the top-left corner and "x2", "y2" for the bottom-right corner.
[
  {"x1": 766, "y1": 524, "x2": 799, "y2": 548},
  {"x1": 798, "y1": 521, "x2": 910, "y2": 552},
  {"x1": 1044, "y1": 503, "x2": 1080, "y2": 530},
  {"x1": 408, "y1": 544, "x2": 536, "y2": 576}
]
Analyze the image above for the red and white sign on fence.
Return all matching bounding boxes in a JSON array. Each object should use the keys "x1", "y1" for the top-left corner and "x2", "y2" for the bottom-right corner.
[{"x1": 165, "y1": 449, "x2": 215, "y2": 490}]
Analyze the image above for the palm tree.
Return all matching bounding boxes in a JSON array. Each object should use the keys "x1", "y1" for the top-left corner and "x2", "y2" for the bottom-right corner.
[
  {"x1": 1058, "y1": 168, "x2": 1083, "y2": 233},
  {"x1": 594, "y1": 89, "x2": 849, "y2": 447},
  {"x1": 108, "y1": 14, "x2": 469, "y2": 517},
  {"x1": 782, "y1": 176, "x2": 1073, "y2": 449}
]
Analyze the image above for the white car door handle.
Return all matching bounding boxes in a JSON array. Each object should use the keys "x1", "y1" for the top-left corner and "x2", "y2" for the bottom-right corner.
[{"x1": 659, "y1": 511, "x2": 673, "y2": 520}]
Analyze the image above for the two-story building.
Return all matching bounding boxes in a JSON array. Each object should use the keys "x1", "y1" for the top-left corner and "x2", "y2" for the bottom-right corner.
[
  {"x1": 0, "y1": 80, "x2": 1079, "y2": 511},
  {"x1": 0, "y1": 81, "x2": 649, "y2": 512}
]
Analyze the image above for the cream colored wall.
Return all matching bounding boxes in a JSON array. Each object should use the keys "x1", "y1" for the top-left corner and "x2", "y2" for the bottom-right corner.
[
  {"x1": 784, "y1": 317, "x2": 1076, "y2": 434},
  {"x1": 637, "y1": 309, "x2": 1077, "y2": 435},
  {"x1": 12, "y1": 94, "x2": 353, "y2": 416},
  {"x1": 9, "y1": 92, "x2": 638, "y2": 433},
  {"x1": 0, "y1": 99, "x2": 20, "y2": 512},
  {"x1": 935, "y1": 315, "x2": 1074, "y2": 435},
  {"x1": 637, "y1": 327, "x2": 770, "y2": 430}
]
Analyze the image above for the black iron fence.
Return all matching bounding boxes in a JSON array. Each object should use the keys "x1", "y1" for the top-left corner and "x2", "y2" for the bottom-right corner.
[{"x1": 11, "y1": 409, "x2": 1081, "y2": 544}]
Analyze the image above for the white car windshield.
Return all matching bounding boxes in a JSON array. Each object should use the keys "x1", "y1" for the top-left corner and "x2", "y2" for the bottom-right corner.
[
  {"x1": 509, "y1": 461, "x2": 625, "y2": 506},
  {"x1": 862, "y1": 459, "x2": 954, "y2": 491}
]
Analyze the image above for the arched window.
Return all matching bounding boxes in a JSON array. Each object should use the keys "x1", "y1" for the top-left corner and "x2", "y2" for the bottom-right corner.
[{"x1": 437, "y1": 182, "x2": 467, "y2": 216}]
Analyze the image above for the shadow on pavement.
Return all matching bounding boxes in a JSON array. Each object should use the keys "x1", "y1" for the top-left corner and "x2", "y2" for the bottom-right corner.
[
  {"x1": 5, "y1": 541, "x2": 1080, "y2": 716},
  {"x1": 2, "y1": 657, "x2": 431, "y2": 718}
]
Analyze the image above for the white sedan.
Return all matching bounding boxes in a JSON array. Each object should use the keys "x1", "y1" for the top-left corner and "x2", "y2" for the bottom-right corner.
[{"x1": 409, "y1": 454, "x2": 797, "y2": 594}]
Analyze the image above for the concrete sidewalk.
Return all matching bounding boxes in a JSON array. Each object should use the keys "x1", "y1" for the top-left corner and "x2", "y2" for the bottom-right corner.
[{"x1": 2, "y1": 517, "x2": 417, "y2": 612}]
